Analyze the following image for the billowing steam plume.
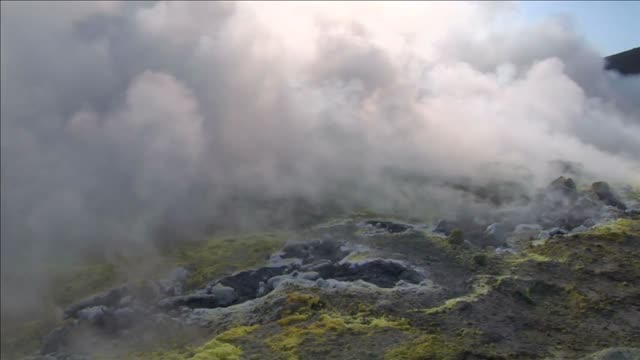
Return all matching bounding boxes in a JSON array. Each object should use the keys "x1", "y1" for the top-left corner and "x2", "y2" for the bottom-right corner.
[{"x1": 1, "y1": 1, "x2": 639, "y2": 317}]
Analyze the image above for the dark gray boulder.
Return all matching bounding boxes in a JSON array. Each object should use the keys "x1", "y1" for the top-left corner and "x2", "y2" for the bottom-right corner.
[
  {"x1": 434, "y1": 219, "x2": 457, "y2": 235},
  {"x1": 112, "y1": 307, "x2": 140, "y2": 330},
  {"x1": 75, "y1": 305, "x2": 142, "y2": 333},
  {"x1": 364, "y1": 220, "x2": 410, "y2": 233},
  {"x1": 316, "y1": 259, "x2": 424, "y2": 288},
  {"x1": 592, "y1": 181, "x2": 627, "y2": 210},
  {"x1": 548, "y1": 176, "x2": 578, "y2": 201},
  {"x1": 625, "y1": 208, "x2": 640, "y2": 217},
  {"x1": 63, "y1": 286, "x2": 128, "y2": 319},
  {"x1": 157, "y1": 267, "x2": 189, "y2": 296},
  {"x1": 76, "y1": 305, "x2": 109, "y2": 325},
  {"x1": 216, "y1": 265, "x2": 291, "y2": 302},
  {"x1": 266, "y1": 271, "x2": 320, "y2": 290},
  {"x1": 483, "y1": 222, "x2": 509, "y2": 247},
  {"x1": 205, "y1": 284, "x2": 238, "y2": 306},
  {"x1": 40, "y1": 324, "x2": 74, "y2": 355},
  {"x1": 158, "y1": 294, "x2": 223, "y2": 310},
  {"x1": 548, "y1": 227, "x2": 568, "y2": 237},
  {"x1": 281, "y1": 237, "x2": 348, "y2": 264}
]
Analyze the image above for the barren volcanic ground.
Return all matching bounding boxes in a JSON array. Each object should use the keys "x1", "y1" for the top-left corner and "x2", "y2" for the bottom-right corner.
[{"x1": 3, "y1": 179, "x2": 640, "y2": 360}]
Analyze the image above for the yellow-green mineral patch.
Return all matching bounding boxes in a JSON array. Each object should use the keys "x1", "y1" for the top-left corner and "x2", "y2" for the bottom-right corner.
[
  {"x1": 267, "y1": 312, "x2": 412, "y2": 360},
  {"x1": 127, "y1": 324, "x2": 259, "y2": 360},
  {"x1": 384, "y1": 334, "x2": 465, "y2": 360},
  {"x1": 508, "y1": 252, "x2": 554, "y2": 265},
  {"x1": 585, "y1": 219, "x2": 640, "y2": 240},
  {"x1": 344, "y1": 251, "x2": 373, "y2": 262},
  {"x1": 422, "y1": 275, "x2": 515, "y2": 315},
  {"x1": 215, "y1": 325, "x2": 259, "y2": 342}
]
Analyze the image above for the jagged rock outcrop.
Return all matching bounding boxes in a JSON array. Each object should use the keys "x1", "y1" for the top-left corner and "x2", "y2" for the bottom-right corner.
[
  {"x1": 63, "y1": 286, "x2": 128, "y2": 319},
  {"x1": 605, "y1": 47, "x2": 640, "y2": 76},
  {"x1": 591, "y1": 181, "x2": 627, "y2": 210}
]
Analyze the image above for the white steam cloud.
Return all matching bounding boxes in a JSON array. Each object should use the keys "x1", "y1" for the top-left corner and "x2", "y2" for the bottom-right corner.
[{"x1": 1, "y1": 1, "x2": 639, "y2": 315}]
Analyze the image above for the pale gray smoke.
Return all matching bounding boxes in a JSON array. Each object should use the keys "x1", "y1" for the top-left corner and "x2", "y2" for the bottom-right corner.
[{"x1": 1, "y1": 1, "x2": 639, "y2": 317}]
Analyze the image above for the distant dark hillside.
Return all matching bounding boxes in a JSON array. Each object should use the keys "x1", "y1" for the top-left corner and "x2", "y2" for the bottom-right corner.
[{"x1": 605, "y1": 47, "x2": 640, "y2": 75}]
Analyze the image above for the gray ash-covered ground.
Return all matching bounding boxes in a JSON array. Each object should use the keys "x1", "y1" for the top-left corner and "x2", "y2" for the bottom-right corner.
[{"x1": 7, "y1": 178, "x2": 640, "y2": 360}]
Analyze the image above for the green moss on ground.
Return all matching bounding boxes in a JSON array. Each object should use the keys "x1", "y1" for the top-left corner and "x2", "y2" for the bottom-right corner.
[
  {"x1": 277, "y1": 314, "x2": 311, "y2": 326},
  {"x1": 284, "y1": 292, "x2": 322, "y2": 313},
  {"x1": 191, "y1": 339, "x2": 243, "y2": 360},
  {"x1": 525, "y1": 219, "x2": 640, "y2": 271},
  {"x1": 165, "y1": 232, "x2": 287, "y2": 289},
  {"x1": 384, "y1": 334, "x2": 466, "y2": 360},
  {"x1": 623, "y1": 185, "x2": 640, "y2": 202},
  {"x1": 422, "y1": 275, "x2": 514, "y2": 315},
  {"x1": 447, "y1": 229, "x2": 464, "y2": 246},
  {"x1": 215, "y1": 325, "x2": 259, "y2": 343},
  {"x1": 3, "y1": 232, "x2": 286, "y2": 359},
  {"x1": 128, "y1": 290, "x2": 412, "y2": 360},
  {"x1": 0, "y1": 317, "x2": 61, "y2": 359},
  {"x1": 472, "y1": 253, "x2": 488, "y2": 267},
  {"x1": 267, "y1": 312, "x2": 412, "y2": 360},
  {"x1": 127, "y1": 325, "x2": 258, "y2": 360},
  {"x1": 234, "y1": 290, "x2": 411, "y2": 360},
  {"x1": 508, "y1": 252, "x2": 554, "y2": 264},
  {"x1": 50, "y1": 262, "x2": 123, "y2": 306},
  {"x1": 128, "y1": 340, "x2": 242, "y2": 360},
  {"x1": 2, "y1": 261, "x2": 125, "y2": 358},
  {"x1": 585, "y1": 219, "x2": 640, "y2": 240}
]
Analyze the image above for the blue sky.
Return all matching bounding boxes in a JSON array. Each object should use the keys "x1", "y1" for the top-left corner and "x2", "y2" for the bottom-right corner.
[{"x1": 519, "y1": 1, "x2": 640, "y2": 55}]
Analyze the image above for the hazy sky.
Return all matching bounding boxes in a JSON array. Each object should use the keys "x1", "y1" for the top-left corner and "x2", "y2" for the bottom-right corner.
[{"x1": 519, "y1": 1, "x2": 640, "y2": 55}]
